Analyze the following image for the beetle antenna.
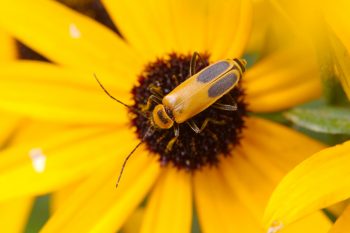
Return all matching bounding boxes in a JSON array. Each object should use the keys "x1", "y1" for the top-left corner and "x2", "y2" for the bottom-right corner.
[
  {"x1": 116, "y1": 127, "x2": 154, "y2": 188},
  {"x1": 93, "y1": 73, "x2": 147, "y2": 118}
]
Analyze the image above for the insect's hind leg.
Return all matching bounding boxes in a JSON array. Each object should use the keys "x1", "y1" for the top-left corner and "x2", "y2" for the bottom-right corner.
[
  {"x1": 187, "y1": 118, "x2": 226, "y2": 134},
  {"x1": 189, "y1": 52, "x2": 206, "y2": 77},
  {"x1": 212, "y1": 93, "x2": 238, "y2": 111},
  {"x1": 212, "y1": 102, "x2": 237, "y2": 111}
]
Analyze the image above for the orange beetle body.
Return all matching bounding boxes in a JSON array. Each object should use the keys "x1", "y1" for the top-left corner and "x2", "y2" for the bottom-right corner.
[{"x1": 152, "y1": 58, "x2": 247, "y2": 129}]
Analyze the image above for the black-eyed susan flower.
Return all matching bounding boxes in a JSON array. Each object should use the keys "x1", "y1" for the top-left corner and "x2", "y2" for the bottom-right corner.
[{"x1": 0, "y1": 0, "x2": 334, "y2": 232}]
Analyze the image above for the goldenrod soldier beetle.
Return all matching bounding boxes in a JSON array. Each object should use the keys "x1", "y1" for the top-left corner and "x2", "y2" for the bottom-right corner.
[{"x1": 94, "y1": 52, "x2": 247, "y2": 188}]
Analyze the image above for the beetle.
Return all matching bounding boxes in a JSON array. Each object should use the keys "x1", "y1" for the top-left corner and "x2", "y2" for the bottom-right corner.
[
  {"x1": 148, "y1": 53, "x2": 246, "y2": 131},
  {"x1": 94, "y1": 52, "x2": 247, "y2": 187}
]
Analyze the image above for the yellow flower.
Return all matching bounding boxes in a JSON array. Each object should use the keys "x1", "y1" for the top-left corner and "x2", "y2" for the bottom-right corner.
[{"x1": 0, "y1": 0, "x2": 332, "y2": 232}]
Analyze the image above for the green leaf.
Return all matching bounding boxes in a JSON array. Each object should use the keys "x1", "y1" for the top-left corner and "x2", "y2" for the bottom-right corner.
[
  {"x1": 25, "y1": 195, "x2": 50, "y2": 233},
  {"x1": 284, "y1": 107, "x2": 350, "y2": 135}
]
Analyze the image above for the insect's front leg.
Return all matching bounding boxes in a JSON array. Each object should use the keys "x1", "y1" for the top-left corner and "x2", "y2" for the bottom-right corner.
[
  {"x1": 165, "y1": 136, "x2": 178, "y2": 153},
  {"x1": 173, "y1": 123, "x2": 180, "y2": 137},
  {"x1": 164, "y1": 124, "x2": 180, "y2": 153},
  {"x1": 148, "y1": 84, "x2": 163, "y2": 97},
  {"x1": 141, "y1": 95, "x2": 162, "y2": 112}
]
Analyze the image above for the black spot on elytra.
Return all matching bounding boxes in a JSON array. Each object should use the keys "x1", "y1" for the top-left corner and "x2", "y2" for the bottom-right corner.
[
  {"x1": 197, "y1": 61, "x2": 230, "y2": 83},
  {"x1": 208, "y1": 72, "x2": 238, "y2": 97}
]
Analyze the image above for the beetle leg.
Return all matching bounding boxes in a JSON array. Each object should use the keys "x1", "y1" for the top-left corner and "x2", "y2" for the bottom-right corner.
[
  {"x1": 225, "y1": 93, "x2": 238, "y2": 106},
  {"x1": 173, "y1": 123, "x2": 180, "y2": 137},
  {"x1": 141, "y1": 95, "x2": 162, "y2": 112},
  {"x1": 187, "y1": 120, "x2": 202, "y2": 133},
  {"x1": 165, "y1": 124, "x2": 180, "y2": 153},
  {"x1": 187, "y1": 118, "x2": 226, "y2": 134},
  {"x1": 156, "y1": 132, "x2": 168, "y2": 144},
  {"x1": 189, "y1": 52, "x2": 198, "y2": 76},
  {"x1": 212, "y1": 102, "x2": 237, "y2": 111},
  {"x1": 165, "y1": 136, "x2": 178, "y2": 153},
  {"x1": 149, "y1": 84, "x2": 163, "y2": 97},
  {"x1": 206, "y1": 129, "x2": 218, "y2": 142},
  {"x1": 212, "y1": 93, "x2": 238, "y2": 111},
  {"x1": 189, "y1": 52, "x2": 206, "y2": 77},
  {"x1": 172, "y1": 74, "x2": 180, "y2": 86}
]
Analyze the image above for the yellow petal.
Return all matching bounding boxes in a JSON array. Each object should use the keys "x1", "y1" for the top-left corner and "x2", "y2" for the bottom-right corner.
[
  {"x1": 0, "y1": 197, "x2": 34, "y2": 233},
  {"x1": 221, "y1": 117, "x2": 324, "y2": 218},
  {"x1": 0, "y1": 30, "x2": 17, "y2": 61},
  {"x1": 245, "y1": 46, "x2": 321, "y2": 112},
  {"x1": 279, "y1": 212, "x2": 331, "y2": 233},
  {"x1": 160, "y1": 0, "x2": 207, "y2": 54},
  {"x1": 11, "y1": 120, "x2": 70, "y2": 145},
  {"x1": 219, "y1": 117, "x2": 331, "y2": 232},
  {"x1": 194, "y1": 164, "x2": 330, "y2": 233},
  {"x1": 0, "y1": 112, "x2": 21, "y2": 145},
  {"x1": 122, "y1": 208, "x2": 145, "y2": 233},
  {"x1": 264, "y1": 140, "x2": 350, "y2": 228},
  {"x1": 104, "y1": 0, "x2": 204, "y2": 56},
  {"x1": 194, "y1": 166, "x2": 262, "y2": 233},
  {"x1": 268, "y1": 0, "x2": 323, "y2": 37},
  {"x1": 329, "y1": 205, "x2": 350, "y2": 233},
  {"x1": 105, "y1": 0, "x2": 251, "y2": 58},
  {"x1": 221, "y1": 152, "x2": 275, "y2": 221},
  {"x1": 41, "y1": 151, "x2": 160, "y2": 233},
  {"x1": 140, "y1": 167, "x2": 192, "y2": 233},
  {"x1": 0, "y1": 0, "x2": 143, "y2": 80},
  {"x1": 244, "y1": 0, "x2": 271, "y2": 55},
  {"x1": 0, "y1": 126, "x2": 135, "y2": 201},
  {"x1": 268, "y1": 0, "x2": 350, "y2": 101},
  {"x1": 51, "y1": 182, "x2": 80, "y2": 213},
  {"x1": 247, "y1": 78, "x2": 321, "y2": 112},
  {"x1": 328, "y1": 28, "x2": 350, "y2": 101},
  {"x1": 232, "y1": 117, "x2": 324, "y2": 175},
  {"x1": 0, "y1": 61, "x2": 130, "y2": 124},
  {"x1": 102, "y1": 0, "x2": 176, "y2": 59},
  {"x1": 324, "y1": 0, "x2": 350, "y2": 53},
  {"x1": 319, "y1": 0, "x2": 350, "y2": 100},
  {"x1": 327, "y1": 200, "x2": 350, "y2": 218},
  {"x1": 206, "y1": 0, "x2": 253, "y2": 60}
]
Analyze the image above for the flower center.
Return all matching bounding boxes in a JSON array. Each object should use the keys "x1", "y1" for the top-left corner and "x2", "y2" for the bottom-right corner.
[{"x1": 131, "y1": 53, "x2": 247, "y2": 170}]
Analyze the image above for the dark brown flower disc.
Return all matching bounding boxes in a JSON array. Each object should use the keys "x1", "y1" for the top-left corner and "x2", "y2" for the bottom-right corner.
[{"x1": 131, "y1": 53, "x2": 247, "y2": 171}]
